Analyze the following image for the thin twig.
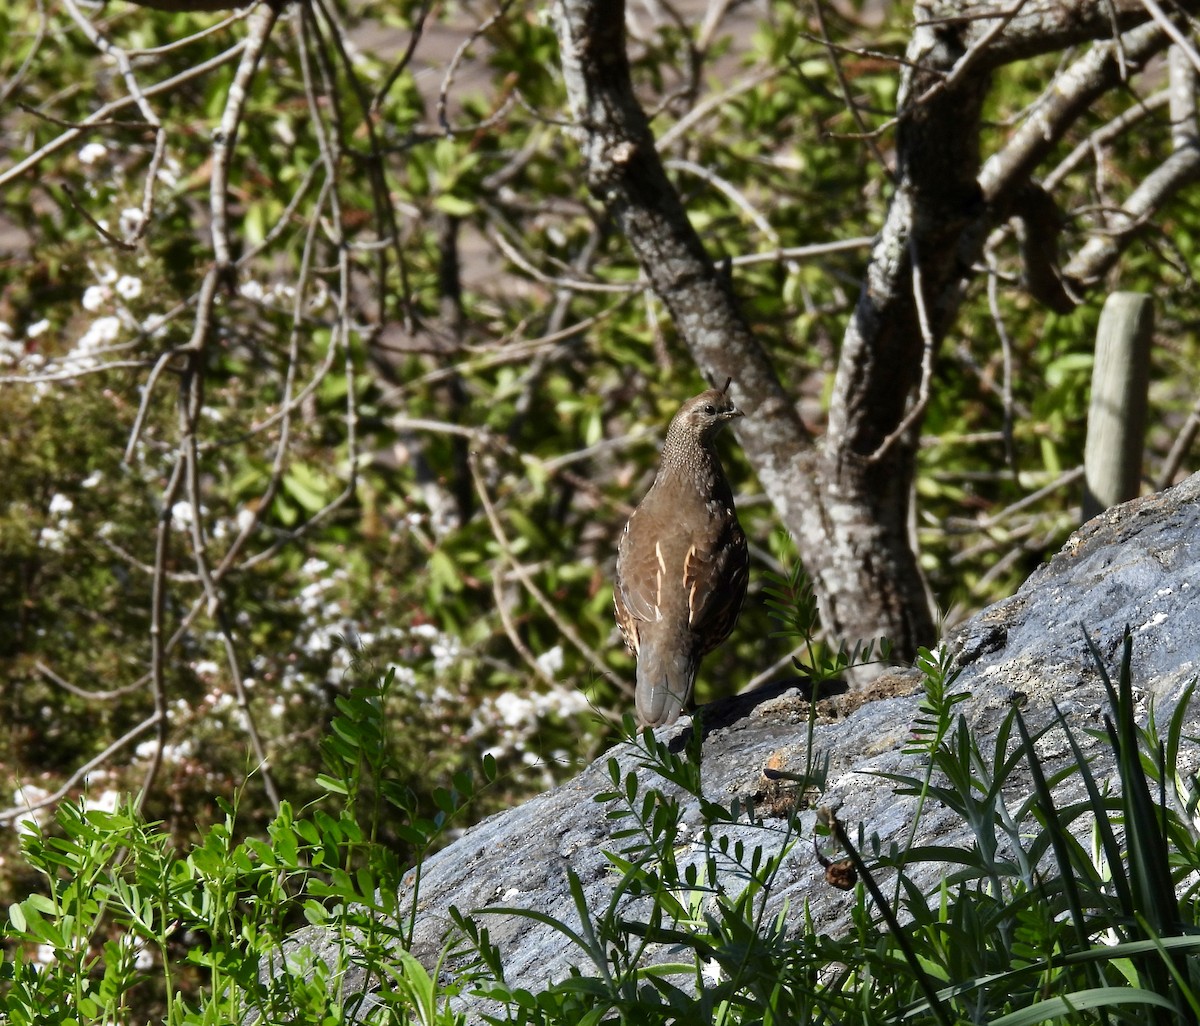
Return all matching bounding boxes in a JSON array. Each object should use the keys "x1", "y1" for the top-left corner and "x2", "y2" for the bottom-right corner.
[
  {"x1": 436, "y1": 0, "x2": 513, "y2": 134},
  {"x1": 492, "y1": 571, "x2": 559, "y2": 689},
  {"x1": 485, "y1": 220, "x2": 638, "y2": 294},
  {"x1": 1042, "y1": 89, "x2": 1170, "y2": 191},
  {"x1": 985, "y1": 247, "x2": 1017, "y2": 473},
  {"x1": 0, "y1": 0, "x2": 47, "y2": 106},
  {"x1": 371, "y1": 0, "x2": 432, "y2": 112},
  {"x1": 0, "y1": 40, "x2": 249, "y2": 191},
  {"x1": 966, "y1": 466, "x2": 1086, "y2": 532},
  {"x1": 36, "y1": 661, "x2": 150, "y2": 701},
  {"x1": 136, "y1": 455, "x2": 186, "y2": 812},
  {"x1": 1138, "y1": 0, "x2": 1200, "y2": 76},
  {"x1": 211, "y1": 2, "x2": 280, "y2": 273},
  {"x1": 812, "y1": 0, "x2": 892, "y2": 174},
  {"x1": 729, "y1": 236, "x2": 875, "y2": 267},
  {"x1": 0, "y1": 713, "x2": 164, "y2": 827},
  {"x1": 60, "y1": 0, "x2": 167, "y2": 243},
  {"x1": 665, "y1": 158, "x2": 778, "y2": 240},
  {"x1": 863, "y1": 237, "x2": 936, "y2": 463},
  {"x1": 1156, "y1": 394, "x2": 1200, "y2": 490},
  {"x1": 655, "y1": 65, "x2": 776, "y2": 152}
]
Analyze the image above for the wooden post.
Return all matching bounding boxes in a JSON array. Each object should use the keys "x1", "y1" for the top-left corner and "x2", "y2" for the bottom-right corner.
[{"x1": 1082, "y1": 292, "x2": 1153, "y2": 522}]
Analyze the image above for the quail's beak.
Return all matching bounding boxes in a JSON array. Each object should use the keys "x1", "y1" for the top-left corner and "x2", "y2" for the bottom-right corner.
[{"x1": 725, "y1": 406, "x2": 744, "y2": 421}]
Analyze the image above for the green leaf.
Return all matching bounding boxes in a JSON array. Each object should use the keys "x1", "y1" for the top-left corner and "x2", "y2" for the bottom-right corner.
[
  {"x1": 433, "y1": 193, "x2": 476, "y2": 217},
  {"x1": 990, "y1": 987, "x2": 1179, "y2": 1026}
]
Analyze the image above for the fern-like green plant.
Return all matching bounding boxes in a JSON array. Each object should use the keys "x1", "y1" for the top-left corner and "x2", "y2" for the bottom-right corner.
[{"x1": 761, "y1": 530, "x2": 894, "y2": 687}]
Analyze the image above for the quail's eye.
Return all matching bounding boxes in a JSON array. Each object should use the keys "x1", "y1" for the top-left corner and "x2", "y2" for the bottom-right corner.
[{"x1": 703, "y1": 404, "x2": 715, "y2": 415}]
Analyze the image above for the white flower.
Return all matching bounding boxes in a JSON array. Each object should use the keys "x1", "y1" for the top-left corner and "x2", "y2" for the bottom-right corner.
[
  {"x1": 82, "y1": 471, "x2": 103, "y2": 488},
  {"x1": 239, "y1": 280, "x2": 265, "y2": 301},
  {"x1": 25, "y1": 319, "x2": 50, "y2": 339},
  {"x1": 48, "y1": 494, "x2": 74, "y2": 516},
  {"x1": 77, "y1": 316, "x2": 121, "y2": 351},
  {"x1": 78, "y1": 142, "x2": 108, "y2": 166},
  {"x1": 305, "y1": 622, "x2": 340, "y2": 655},
  {"x1": 170, "y1": 501, "x2": 196, "y2": 530},
  {"x1": 535, "y1": 645, "x2": 564, "y2": 678},
  {"x1": 82, "y1": 285, "x2": 110, "y2": 312},
  {"x1": 192, "y1": 659, "x2": 220, "y2": 677},
  {"x1": 115, "y1": 275, "x2": 142, "y2": 300},
  {"x1": 540, "y1": 686, "x2": 589, "y2": 718},
  {"x1": 494, "y1": 692, "x2": 536, "y2": 728},
  {"x1": 0, "y1": 338, "x2": 22, "y2": 367},
  {"x1": 431, "y1": 635, "x2": 462, "y2": 674},
  {"x1": 135, "y1": 738, "x2": 193, "y2": 762},
  {"x1": 38, "y1": 525, "x2": 67, "y2": 552},
  {"x1": 298, "y1": 578, "x2": 330, "y2": 614}
]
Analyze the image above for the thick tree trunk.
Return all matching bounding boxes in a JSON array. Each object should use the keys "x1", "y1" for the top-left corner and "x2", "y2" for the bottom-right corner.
[
  {"x1": 551, "y1": 0, "x2": 1200, "y2": 668},
  {"x1": 820, "y1": 15, "x2": 994, "y2": 654}
]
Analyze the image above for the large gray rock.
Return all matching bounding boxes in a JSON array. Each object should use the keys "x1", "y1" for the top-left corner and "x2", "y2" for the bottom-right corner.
[{"x1": 298, "y1": 472, "x2": 1200, "y2": 1013}]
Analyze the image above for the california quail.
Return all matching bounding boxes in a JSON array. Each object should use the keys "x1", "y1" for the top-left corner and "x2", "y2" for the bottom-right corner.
[{"x1": 614, "y1": 384, "x2": 750, "y2": 726}]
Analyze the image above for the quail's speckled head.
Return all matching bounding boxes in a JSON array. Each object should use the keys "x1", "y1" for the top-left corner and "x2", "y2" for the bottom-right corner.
[{"x1": 660, "y1": 382, "x2": 743, "y2": 470}]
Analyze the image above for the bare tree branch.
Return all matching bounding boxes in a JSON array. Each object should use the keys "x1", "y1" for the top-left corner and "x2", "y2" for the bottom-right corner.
[
  {"x1": 979, "y1": 19, "x2": 1170, "y2": 209},
  {"x1": 1064, "y1": 42, "x2": 1200, "y2": 289}
]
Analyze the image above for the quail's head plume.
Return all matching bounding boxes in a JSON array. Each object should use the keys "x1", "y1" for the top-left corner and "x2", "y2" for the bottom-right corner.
[{"x1": 614, "y1": 383, "x2": 749, "y2": 727}]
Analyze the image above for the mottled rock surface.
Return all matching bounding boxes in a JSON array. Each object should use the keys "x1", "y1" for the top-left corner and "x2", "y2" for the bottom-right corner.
[{"x1": 295, "y1": 472, "x2": 1200, "y2": 1014}]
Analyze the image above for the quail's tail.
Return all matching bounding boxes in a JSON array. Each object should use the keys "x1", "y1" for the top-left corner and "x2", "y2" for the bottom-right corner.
[{"x1": 634, "y1": 639, "x2": 697, "y2": 727}]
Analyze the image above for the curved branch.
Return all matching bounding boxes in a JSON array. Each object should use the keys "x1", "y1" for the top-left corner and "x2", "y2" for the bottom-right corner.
[
  {"x1": 1063, "y1": 44, "x2": 1200, "y2": 290},
  {"x1": 941, "y1": 0, "x2": 1200, "y2": 67},
  {"x1": 979, "y1": 19, "x2": 1170, "y2": 209}
]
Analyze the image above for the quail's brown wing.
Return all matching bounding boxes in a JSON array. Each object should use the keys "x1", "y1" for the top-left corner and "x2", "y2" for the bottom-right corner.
[
  {"x1": 682, "y1": 511, "x2": 749, "y2": 654},
  {"x1": 614, "y1": 506, "x2": 667, "y2": 653}
]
